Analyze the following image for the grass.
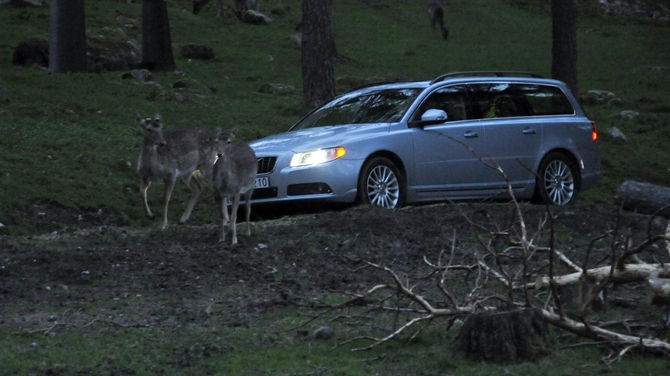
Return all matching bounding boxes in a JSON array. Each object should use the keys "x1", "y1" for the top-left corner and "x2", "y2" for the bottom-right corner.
[
  {"x1": 1, "y1": 0, "x2": 670, "y2": 234},
  {"x1": 2, "y1": 315, "x2": 669, "y2": 375},
  {"x1": 1, "y1": 0, "x2": 670, "y2": 374}
]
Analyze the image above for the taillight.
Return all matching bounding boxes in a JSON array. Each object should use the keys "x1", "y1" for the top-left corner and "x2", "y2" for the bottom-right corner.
[{"x1": 591, "y1": 121, "x2": 598, "y2": 141}]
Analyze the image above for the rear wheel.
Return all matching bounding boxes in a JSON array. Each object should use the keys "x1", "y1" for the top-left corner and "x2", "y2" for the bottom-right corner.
[
  {"x1": 358, "y1": 157, "x2": 404, "y2": 209},
  {"x1": 535, "y1": 152, "x2": 579, "y2": 205}
]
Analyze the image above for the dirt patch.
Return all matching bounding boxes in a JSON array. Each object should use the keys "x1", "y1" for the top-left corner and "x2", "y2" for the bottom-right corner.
[{"x1": 1, "y1": 202, "x2": 668, "y2": 338}]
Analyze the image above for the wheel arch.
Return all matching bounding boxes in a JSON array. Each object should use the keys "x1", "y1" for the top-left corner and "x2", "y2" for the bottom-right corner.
[
  {"x1": 360, "y1": 150, "x2": 407, "y2": 183},
  {"x1": 539, "y1": 148, "x2": 582, "y2": 191},
  {"x1": 356, "y1": 150, "x2": 408, "y2": 204}
]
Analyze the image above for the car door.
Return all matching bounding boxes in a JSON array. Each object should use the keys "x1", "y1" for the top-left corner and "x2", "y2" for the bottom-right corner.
[
  {"x1": 468, "y1": 83, "x2": 543, "y2": 192},
  {"x1": 409, "y1": 85, "x2": 492, "y2": 200}
]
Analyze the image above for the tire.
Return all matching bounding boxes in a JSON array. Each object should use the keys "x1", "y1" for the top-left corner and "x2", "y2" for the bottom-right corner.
[
  {"x1": 358, "y1": 157, "x2": 404, "y2": 209},
  {"x1": 535, "y1": 152, "x2": 579, "y2": 206}
]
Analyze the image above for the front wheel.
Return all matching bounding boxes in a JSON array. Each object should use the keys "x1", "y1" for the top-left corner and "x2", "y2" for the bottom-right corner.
[
  {"x1": 535, "y1": 152, "x2": 579, "y2": 206},
  {"x1": 358, "y1": 157, "x2": 404, "y2": 209}
]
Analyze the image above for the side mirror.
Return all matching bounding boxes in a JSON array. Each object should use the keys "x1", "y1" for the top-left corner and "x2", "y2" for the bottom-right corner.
[{"x1": 421, "y1": 109, "x2": 448, "y2": 122}]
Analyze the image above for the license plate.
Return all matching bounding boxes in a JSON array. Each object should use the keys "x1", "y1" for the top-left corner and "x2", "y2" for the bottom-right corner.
[{"x1": 254, "y1": 177, "x2": 269, "y2": 189}]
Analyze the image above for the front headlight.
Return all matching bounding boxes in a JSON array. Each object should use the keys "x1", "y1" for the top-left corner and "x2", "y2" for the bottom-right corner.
[{"x1": 290, "y1": 146, "x2": 346, "y2": 167}]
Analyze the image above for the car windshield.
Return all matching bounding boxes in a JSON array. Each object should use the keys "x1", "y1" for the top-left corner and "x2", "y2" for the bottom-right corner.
[{"x1": 290, "y1": 88, "x2": 421, "y2": 131}]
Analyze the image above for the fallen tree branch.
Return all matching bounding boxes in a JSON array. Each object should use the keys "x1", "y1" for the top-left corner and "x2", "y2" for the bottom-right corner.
[{"x1": 530, "y1": 263, "x2": 670, "y2": 289}]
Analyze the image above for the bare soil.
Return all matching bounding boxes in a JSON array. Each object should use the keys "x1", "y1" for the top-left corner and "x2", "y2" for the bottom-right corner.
[{"x1": 1, "y1": 202, "x2": 668, "y2": 346}]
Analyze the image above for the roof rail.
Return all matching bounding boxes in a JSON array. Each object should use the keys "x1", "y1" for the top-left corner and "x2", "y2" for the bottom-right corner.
[{"x1": 430, "y1": 71, "x2": 545, "y2": 84}]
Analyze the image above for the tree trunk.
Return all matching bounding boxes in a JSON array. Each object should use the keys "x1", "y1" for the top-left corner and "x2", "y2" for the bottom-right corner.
[
  {"x1": 454, "y1": 308, "x2": 553, "y2": 364},
  {"x1": 301, "y1": 0, "x2": 336, "y2": 110},
  {"x1": 141, "y1": 0, "x2": 176, "y2": 72},
  {"x1": 551, "y1": 0, "x2": 578, "y2": 95},
  {"x1": 615, "y1": 180, "x2": 670, "y2": 217},
  {"x1": 48, "y1": 0, "x2": 87, "y2": 74}
]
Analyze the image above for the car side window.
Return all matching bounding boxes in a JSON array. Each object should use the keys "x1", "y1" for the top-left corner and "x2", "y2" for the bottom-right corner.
[
  {"x1": 517, "y1": 84, "x2": 575, "y2": 115},
  {"x1": 468, "y1": 83, "x2": 530, "y2": 119},
  {"x1": 413, "y1": 85, "x2": 469, "y2": 122}
]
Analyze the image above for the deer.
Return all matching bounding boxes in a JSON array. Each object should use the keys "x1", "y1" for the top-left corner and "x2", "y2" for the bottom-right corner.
[
  {"x1": 192, "y1": 0, "x2": 259, "y2": 18},
  {"x1": 211, "y1": 126, "x2": 258, "y2": 245},
  {"x1": 192, "y1": 0, "x2": 224, "y2": 16},
  {"x1": 428, "y1": 0, "x2": 449, "y2": 40},
  {"x1": 136, "y1": 112, "x2": 217, "y2": 231}
]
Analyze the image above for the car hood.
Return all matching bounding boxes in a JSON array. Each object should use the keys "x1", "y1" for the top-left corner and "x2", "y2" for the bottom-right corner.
[{"x1": 250, "y1": 123, "x2": 391, "y2": 154}]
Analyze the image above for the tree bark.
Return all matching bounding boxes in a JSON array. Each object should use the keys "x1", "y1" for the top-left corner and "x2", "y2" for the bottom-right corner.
[
  {"x1": 301, "y1": 0, "x2": 336, "y2": 110},
  {"x1": 48, "y1": 0, "x2": 87, "y2": 74},
  {"x1": 141, "y1": 0, "x2": 176, "y2": 72},
  {"x1": 551, "y1": 0, "x2": 578, "y2": 95},
  {"x1": 454, "y1": 308, "x2": 553, "y2": 364},
  {"x1": 615, "y1": 180, "x2": 670, "y2": 218}
]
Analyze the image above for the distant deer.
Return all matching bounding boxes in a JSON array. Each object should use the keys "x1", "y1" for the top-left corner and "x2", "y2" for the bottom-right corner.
[
  {"x1": 235, "y1": 0, "x2": 260, "y2": 13},
  {"x1": 136, "y1": 112, "x2": 217, "y2": 230},
  {"x1": 212, "y1": 126, "x2": 258, "y2": 245},
  {"x1": 192, "y1": 0, "x2": 259, "y2": 18},
  {"x1": 192, "y1": 0, "x2": 224, "y2": 17},
  {"x1": 428, "y1": 0, "x2": 449, "y2": 40}
]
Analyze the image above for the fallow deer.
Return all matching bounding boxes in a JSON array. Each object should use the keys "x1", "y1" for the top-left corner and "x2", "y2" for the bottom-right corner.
[
  {"x1": 428, "y1": 0, "x2": 449, "y2": 40},
  {"x1": 192, "y1": 0, "x2": 259, "y2": 18},
  {"x1": 235, "y1": 0, "x2": 259, "y2": 13},
  {"x1": 136, "y1": 112, "x2": 217, "y2": 230},
  {"x1": 192, "y1": 0, "x2": 224, "y2": 17},
  {"x1": 212, "y1": 126, "x2": 258, "y2": 245}
]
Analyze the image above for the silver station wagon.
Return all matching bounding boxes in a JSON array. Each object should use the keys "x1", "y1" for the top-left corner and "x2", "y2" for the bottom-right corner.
[{"x1": 249, "y1": 71, "x2": 601, "y2": 208}]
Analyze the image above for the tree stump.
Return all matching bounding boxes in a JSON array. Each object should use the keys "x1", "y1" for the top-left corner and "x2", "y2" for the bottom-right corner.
[
  {"x1": 615, "y1": 180, "x2": 670, "y2": 218},
  {"x1": 453, "y1": 308, "x2": 552, "y2": 364}
]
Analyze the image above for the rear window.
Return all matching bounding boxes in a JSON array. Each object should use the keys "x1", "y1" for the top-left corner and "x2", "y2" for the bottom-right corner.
[
  {"x1": 465, "y1": 83, "x2": 575, "y2": 119},
  {"x1": 517, "y1": 84, "x2": 575, "y2": 116}
]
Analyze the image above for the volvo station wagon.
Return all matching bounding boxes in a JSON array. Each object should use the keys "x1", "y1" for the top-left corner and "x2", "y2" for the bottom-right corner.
[{"x1": 249, "y1": 71, "x2": 601, "y2": 208}]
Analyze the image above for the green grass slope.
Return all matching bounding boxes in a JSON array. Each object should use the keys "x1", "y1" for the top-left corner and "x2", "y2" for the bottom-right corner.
[{"x1": 1, "y1": 0, "x2": 669, "y2": 234}]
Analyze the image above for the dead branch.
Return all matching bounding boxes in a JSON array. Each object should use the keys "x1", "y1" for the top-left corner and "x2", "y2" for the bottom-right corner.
[
  {"x1": 541, "y1": 308, "x2": 670, "y2": 354},
  {"x1": 530, "y1": 263, "x2": 670, "y2": 289}
]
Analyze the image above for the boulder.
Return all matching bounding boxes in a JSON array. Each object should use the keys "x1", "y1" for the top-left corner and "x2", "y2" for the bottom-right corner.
[
  {"x1": 181, "y1": 44, "x2": 215, "y2": 60},
  {"x1": 12, "y1": 38, "x2": 48, "y2": 68}
]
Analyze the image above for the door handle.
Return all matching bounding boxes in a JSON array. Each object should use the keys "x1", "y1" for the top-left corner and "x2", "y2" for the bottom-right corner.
[
  {"x1": 522, "y1": 128, "x2": 537, "y2": 135},
  {"x1": 464, "y1": 131, "x2": 479, "y2": 138}
]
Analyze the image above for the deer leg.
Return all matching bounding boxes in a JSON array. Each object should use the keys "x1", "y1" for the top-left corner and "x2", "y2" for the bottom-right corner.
[
  {"x1": 217, "y1": 0, "x2": 223, "y2": 17},
  {"x1": 230, "y1": 194, "x2": 240, "y2": 245},
  {"x1": 219, "y1": 195, "x2": 230, "y2": 242},
  {"x1": 180, "y1": 174, "x2": 203, "y2": 224},
  {"x1": 140, "y1": 178, "x2": 154, "y2": 219},
  {"x1": 160, "y1": 175, "x2": 177, "y2": 231},
  {"x1": 244, "y1": 189, "x2": 253, "y2": 236}
]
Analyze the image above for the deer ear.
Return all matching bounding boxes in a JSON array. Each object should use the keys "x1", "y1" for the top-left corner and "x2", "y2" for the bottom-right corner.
[
  {"x1": 154, "y1": 113, "x2": 162, "y2": 122},
  {"x1": 215, "y1": 127, "x2": 222, "y2": 135},
  {"x1": 136, "y1": 112, "x2": 144, "y2": 123},
  {"x1": 231, "y1": 126, "x2": 238, "y2": 137}
]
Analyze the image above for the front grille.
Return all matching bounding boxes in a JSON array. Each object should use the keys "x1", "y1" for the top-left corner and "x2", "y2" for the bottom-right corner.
[{"x1": 257, "y1": 157, "x2": 277, "y2": 174}]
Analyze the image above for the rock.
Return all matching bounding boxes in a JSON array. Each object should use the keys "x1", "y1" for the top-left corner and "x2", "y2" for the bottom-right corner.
[
  {"x1": 607, "y1": 126, "x2": 627, "y2": 141},
  {"x1": 181, "y1": 44, "x2": 215, "y2": 60},
  {"x1": 581, "y1": 89, "x2": 617, "y2": 105},
  {"x1": 1, "y1": 0, "x2": 44, "y2": 7},
  {"x1": 258, "y1": 83, "x2": 295, "y2": 95},
  {"x1": 121, "y1": 69, "x2": 159, "y2": 84},
  {"x1": 313, "y1": 325, "x2": 334, "y2": 340},
  {"x1": 237, "y1": 9, "x2": 273, "y2": 25},
  {"x1": 12, "y1": 38, "x2": 48, "y2": 68},
  {"x1": 619, "y1": 110, "x2": 639, "y2": 120}
]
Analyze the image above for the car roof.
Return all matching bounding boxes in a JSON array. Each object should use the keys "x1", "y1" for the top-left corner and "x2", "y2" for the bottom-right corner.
[{"x1": 343, "y1": 71, "x2": 567, "y2": 97}]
